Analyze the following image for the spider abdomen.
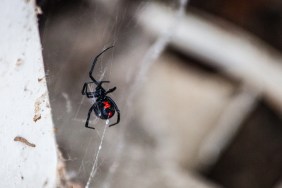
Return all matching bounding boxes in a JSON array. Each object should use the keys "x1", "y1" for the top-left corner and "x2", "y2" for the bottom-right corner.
[{"x1": 93, "y1": 98, "x2": 115, "y2": 120}]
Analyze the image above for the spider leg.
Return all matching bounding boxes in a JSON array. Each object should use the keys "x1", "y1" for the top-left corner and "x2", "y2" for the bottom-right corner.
[
  {"x1": 105, "y1": 87, "x2": 116, "y2": 95},
  {"x1": 82, "y1": 82, "x2": 95, "y2": 98},
  {"x1": 82, "y1": 83, "x2": 88, "y2": 95},
  {"x1": 85, "y1": 105, "x2": 95, "y2": 129},
  {"x1": 97, "y1": 81, "x2": 110, "y2": 88},
  {"x1": 107, "y1": 97, "x2": 120, "y2": 127},
  {"x1": 89, "y1": 46, "x2": 114, "y2": 85}
]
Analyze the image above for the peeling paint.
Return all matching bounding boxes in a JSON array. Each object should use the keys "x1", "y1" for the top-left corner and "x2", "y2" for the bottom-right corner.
[
  {"x1": 14, "y1": 136, "x2": 36, "y2": 147},
  {"x1": 33, "y1": 93, "x2": 47, "y2": 122},
  {"x1": 16, "y1": 58, "x2": 24, "y2": 67}
]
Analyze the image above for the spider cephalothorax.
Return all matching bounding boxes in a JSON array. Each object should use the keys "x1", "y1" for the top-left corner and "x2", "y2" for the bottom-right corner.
[{"x1": 82, "y1": 46, "x2": 120, "y2": 129}]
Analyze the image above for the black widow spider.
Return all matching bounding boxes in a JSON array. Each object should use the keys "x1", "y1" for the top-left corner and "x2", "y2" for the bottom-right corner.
[{"x1": 82, "y1": 46, "x2": 120, "y2": 129}]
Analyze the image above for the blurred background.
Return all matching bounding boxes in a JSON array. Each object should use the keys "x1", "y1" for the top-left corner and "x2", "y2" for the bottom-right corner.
[{"x1": 37, "y1": 0, "x2": 282, "y2": 187}]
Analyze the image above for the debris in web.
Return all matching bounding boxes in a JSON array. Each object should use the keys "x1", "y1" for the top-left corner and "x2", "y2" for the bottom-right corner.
[{"x1": 62, "y1": 92, "x2": 72, "y2": 114}]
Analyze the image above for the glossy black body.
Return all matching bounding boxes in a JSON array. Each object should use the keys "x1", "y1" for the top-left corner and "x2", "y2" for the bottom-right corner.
[{"x1": 93, "y1": 97, "x2": 115, "y2": 120}]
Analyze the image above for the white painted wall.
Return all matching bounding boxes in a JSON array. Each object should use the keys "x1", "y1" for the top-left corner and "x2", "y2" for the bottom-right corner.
[{"x1": 0, "y1": 0, "x2": 57, "y2": 187}]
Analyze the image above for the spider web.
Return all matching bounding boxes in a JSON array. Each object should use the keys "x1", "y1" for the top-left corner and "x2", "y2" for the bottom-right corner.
[{"x1": 42, "y1": 0, "x2": 189, "y2": 187}]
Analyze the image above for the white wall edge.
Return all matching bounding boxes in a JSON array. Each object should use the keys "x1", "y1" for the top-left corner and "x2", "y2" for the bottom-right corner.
[{"x1": 0, "y1": 0, "x2": 57, "y2": 187}]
